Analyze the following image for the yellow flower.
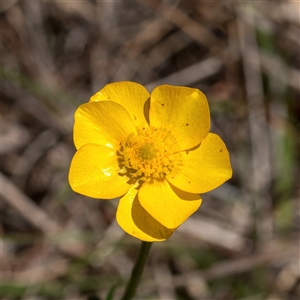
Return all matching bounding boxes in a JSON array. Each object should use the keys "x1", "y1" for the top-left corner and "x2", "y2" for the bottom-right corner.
[{"x1": 69, "y1": 81, "x2": 232, "y2": 242}]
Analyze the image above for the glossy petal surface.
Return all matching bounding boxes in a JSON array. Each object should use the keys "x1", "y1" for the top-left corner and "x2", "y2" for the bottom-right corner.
[
  {"x1": 69, "y1": 144, "x2": 131, "y2": 199},
  {"x1": 138, "y1": 180, "x2": 201, "y2": 229},
  {"x1": 90, "y1": 81, "x2": 150, "y2": 128},
  {"x1": 167, "y1": 133, "x2": 232, "y2": 194},
  {"x1": 74, "y1": 101, "x2": 136, "y2": 150},
  {"x1": 150, "y1": 85, "x2": 210, "y2": 150},
  {"x1": 116, "y1": 187, "x2": 175, "y2": 242}
]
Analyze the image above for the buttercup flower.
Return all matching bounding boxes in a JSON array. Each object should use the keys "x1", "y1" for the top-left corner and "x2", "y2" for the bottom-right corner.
[{"x1": 69, "y1": 81, "x2": 232, "y2": 242}]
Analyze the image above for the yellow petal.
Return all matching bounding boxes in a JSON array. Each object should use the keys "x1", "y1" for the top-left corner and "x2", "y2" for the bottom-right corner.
[
  {"x1": 167, "y1": 133, "x2": 232, "y2": 194},
  {"x1": 150, "y1": 85, "x2": 210, "y2": 150},
  {"x1": 74, "y1": 101, "x2": 136, "y2": 150},
  {"x1": 69, "y1": 144, "x2": 131, "y2": 199},
  {"x1": 90, "y1": 81, "x2": 150, "y2": 128},
  {"x1": 138, "y1": 180, "x2": 201, "y2": 229},
  {"x1": 116, "y1": 187, "x2": 175, "y2": 242}
]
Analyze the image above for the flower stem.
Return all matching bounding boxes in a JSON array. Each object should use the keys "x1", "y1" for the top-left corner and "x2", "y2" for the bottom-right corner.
[{"x1": 120, "y1": 241, "x2": 152, "y2": 300}]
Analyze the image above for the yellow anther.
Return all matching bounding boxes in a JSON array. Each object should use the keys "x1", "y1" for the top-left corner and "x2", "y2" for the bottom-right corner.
[
  {"x1": 117, "y1": 127, "x2": 180, "y2": 183},
  {"x1": 162, "y1": 158, "x2": 169, "y2": 166}
]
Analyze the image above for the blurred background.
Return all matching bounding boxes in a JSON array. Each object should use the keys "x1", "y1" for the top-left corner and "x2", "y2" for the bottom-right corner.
[{"x1": 1, "y1": 1, "x2": 299, "y2": 300}]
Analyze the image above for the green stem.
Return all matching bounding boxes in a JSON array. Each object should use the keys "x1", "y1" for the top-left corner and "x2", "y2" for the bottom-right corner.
[{"x1": 120, "y1": 241, "x2": 152, "y2": 300}]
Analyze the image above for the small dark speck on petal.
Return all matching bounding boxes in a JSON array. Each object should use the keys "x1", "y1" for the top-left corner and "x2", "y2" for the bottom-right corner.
[
  {"x1": 162, "y1": 103, "x2": 164, "y2": 106},
  {"x1": 220, "y1": 149, "x2": 223, "y2": 152},
  {"x1": 186, "y1": 151, "x2": 189, "y2": 154},
  {"x1": 186, "y1": 123, "x2": 189, "y2": 126}
]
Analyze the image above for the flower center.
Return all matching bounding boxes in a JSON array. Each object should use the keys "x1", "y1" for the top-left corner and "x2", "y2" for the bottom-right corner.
[
  {"x1": 138, "y1": 143, "x2": 158, "y2": 160},
  {"x1": 118, "y1": 127, "x2": 180, "y2": 183}
]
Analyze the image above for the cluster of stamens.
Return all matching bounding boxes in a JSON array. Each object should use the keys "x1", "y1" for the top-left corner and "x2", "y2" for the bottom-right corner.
[{"x1": 118, "y1": 127, "x2": 179, "y2": 183}]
